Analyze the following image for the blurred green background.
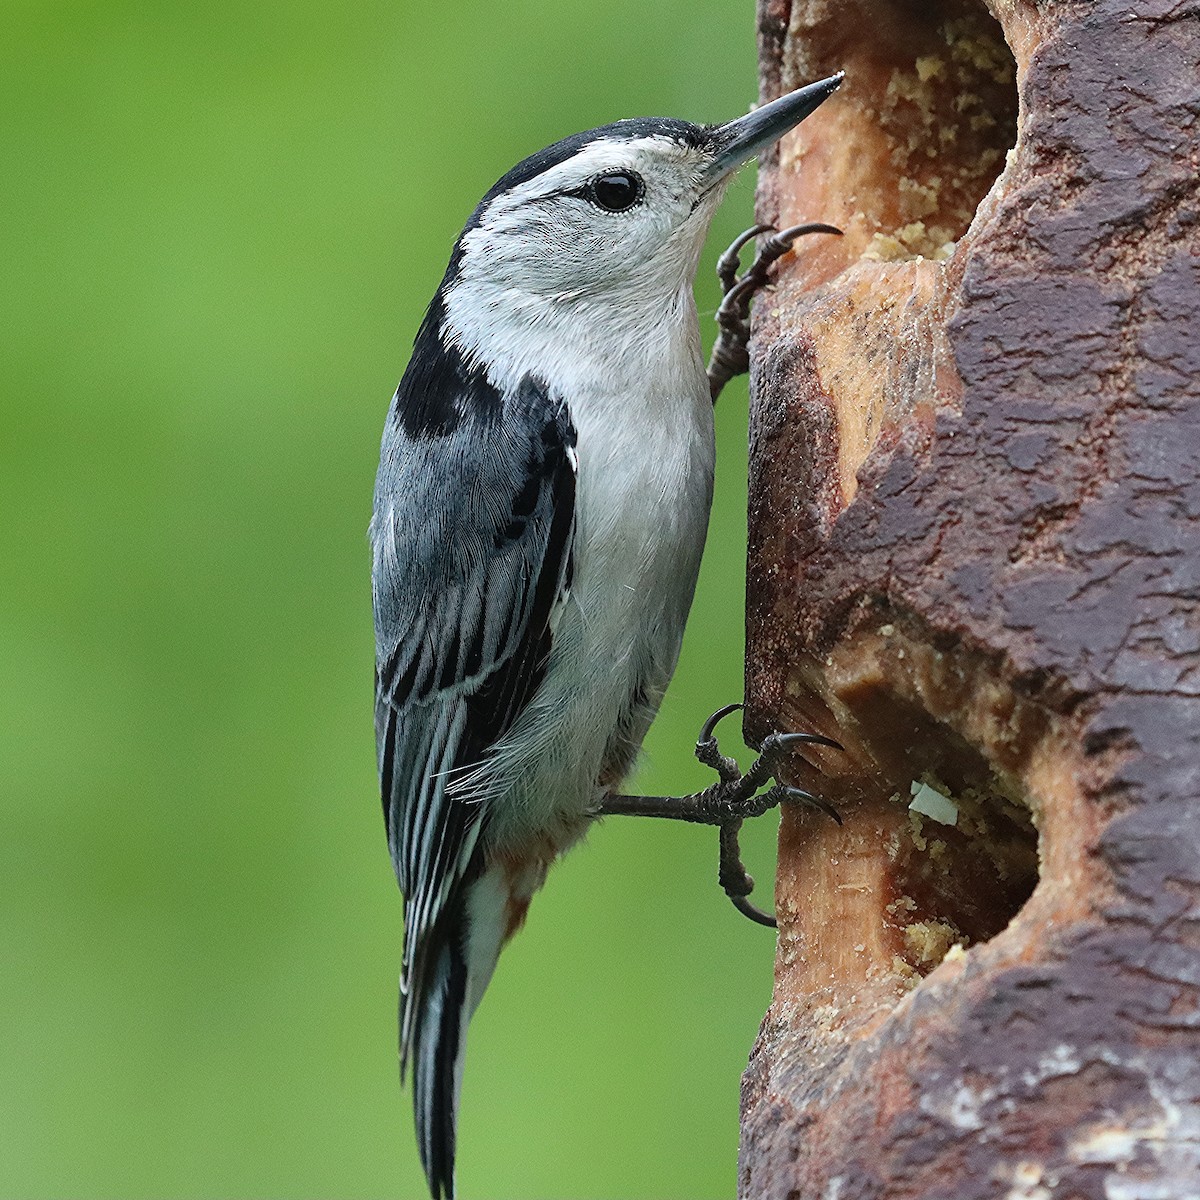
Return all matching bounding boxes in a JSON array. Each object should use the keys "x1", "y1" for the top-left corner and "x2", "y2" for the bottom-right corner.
[{"x1": 0, "y1": 2, "x2": 779, "y2": 1196}]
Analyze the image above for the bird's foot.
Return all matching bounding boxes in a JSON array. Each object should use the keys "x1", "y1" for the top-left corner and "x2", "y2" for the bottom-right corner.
[
  {"x1": 599, "y1": 703, "x2": 842, "y2": 927},
  {"x1": 706, "y1": 221, "x2": 843, "y2": 402}
]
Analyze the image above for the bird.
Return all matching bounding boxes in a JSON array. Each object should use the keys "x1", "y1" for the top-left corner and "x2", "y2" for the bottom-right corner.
[{"x1": 370, "y1": 73, "x2": 843, "y2": 1199}]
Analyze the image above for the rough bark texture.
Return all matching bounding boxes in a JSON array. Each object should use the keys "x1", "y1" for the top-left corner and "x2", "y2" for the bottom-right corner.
[{"x1": 740, "y1": 1, "x2": 1200, "y2": 1197}]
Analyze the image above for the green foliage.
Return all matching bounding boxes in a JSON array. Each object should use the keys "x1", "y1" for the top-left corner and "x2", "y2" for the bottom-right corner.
[{"x1": 0, "y1": 2, "x2": 780, "y2": 1195}]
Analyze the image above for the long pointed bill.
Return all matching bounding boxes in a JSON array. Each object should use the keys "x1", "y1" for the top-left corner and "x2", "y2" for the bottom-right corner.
[{"x1": 704, "y1": 72, "x2": 844, "y2": 182}]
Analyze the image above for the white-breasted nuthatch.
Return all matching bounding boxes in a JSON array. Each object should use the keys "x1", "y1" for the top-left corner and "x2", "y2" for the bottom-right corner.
[{"x1": 370, "y1": 73, "x2": 844, "y2": 1199}]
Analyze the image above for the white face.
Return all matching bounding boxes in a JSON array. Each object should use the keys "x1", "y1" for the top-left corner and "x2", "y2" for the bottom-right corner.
[{"x1": 456, "y1": 134, "x2": 731, "y2": 306}]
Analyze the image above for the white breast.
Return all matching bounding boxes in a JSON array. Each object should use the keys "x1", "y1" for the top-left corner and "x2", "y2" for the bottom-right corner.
[
  {"x1": 487, "y1": 298, "x2": 715, "y2": 851},
  {"x1": 566, "y1": 321, "x2": 715, "y2": 696}
]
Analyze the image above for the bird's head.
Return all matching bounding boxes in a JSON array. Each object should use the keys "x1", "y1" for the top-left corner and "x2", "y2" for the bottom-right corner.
[{"x1": 444, "y1": 74, "x2": 843, "y2": 315}]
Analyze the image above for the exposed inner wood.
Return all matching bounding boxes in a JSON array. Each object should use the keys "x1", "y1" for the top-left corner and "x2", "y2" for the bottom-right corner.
[
  {"x1": 754, "y1": 0, "x2": 1020, "y2": 502},
  {"x1": 771, "y1": 624, "x2": 1042, "y2": 1039},
  {"x1": 771, "y1": 0, "x2": 1020, "y2": 272}
]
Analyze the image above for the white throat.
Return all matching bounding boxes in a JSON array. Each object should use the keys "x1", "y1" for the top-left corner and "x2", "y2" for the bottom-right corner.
[{"x1": 445, "y1": 276, "x2": 702, "y2": 399}]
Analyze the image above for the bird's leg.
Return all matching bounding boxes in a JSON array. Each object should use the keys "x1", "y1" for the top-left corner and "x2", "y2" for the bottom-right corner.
[
  {"x1": 706, "y1": 222, "x2": 843, "y2": 402},
  {"x1": 598, "y1": 703, "x2": 842, "y2": 927}
]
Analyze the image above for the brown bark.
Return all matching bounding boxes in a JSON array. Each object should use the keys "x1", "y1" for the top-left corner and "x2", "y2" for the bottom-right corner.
[{"x1": 740, "y1": 1, "x2": 1200, "y2": 1196}]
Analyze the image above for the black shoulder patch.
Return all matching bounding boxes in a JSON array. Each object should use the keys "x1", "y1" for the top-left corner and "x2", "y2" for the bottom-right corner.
[{"x1": 389, "y1": 292, "x2": 500, "y2": 439}]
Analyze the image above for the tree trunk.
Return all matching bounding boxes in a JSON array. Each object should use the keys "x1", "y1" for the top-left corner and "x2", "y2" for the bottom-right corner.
[{"x1": 739, "y1": 1, "x2": 1200, "y2": 1196}]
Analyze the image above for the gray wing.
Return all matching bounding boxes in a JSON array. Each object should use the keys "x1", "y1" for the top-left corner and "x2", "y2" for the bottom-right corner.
[{"x1": 371, "y1": 368, "x2": 576, "y2": 1063}]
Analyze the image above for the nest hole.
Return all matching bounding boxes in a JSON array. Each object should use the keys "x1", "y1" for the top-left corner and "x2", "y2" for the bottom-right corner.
[
  {"x1": 780, "y1": 631, "x2": 1043, "y2": 1010},
  {"x1": 848, "y1": 686, "x2": 1040, "y2": 982}
]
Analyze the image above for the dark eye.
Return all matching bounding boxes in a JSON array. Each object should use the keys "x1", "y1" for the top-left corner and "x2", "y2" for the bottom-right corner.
[{"x1": 586, "y1": 171, "x2": 644, "y2": 212}]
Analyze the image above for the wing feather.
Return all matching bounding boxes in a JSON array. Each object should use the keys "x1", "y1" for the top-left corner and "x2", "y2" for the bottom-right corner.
[{"x1": 371, "y1": 366, "x2": 576, "y2": 1075}]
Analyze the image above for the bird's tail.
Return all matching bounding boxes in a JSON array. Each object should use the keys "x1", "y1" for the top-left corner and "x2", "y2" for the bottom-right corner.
[{"x1": 407, "y1": 869, "x2": 511, "y2": 1200}]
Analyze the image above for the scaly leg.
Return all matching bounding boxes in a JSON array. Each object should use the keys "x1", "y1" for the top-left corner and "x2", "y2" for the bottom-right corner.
[
  {"x1": 707, "y1": 222, "x2": 843, "y2": 402},
  {"x1": 599, "y1": 704, "x2": 842, "y2": 927}
]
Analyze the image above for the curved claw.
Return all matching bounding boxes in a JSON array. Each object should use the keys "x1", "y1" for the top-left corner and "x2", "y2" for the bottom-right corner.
[
  {"x1": 728, "y1": 222, "x2": 777, "y2": 254},
  {"x1": 695, "y1": 702, "x2": 744, "y2": 783},
  {"x1": 773, "y1": 220, "x2": 844, "y2": 246},
  {"x1": 698, "y1": 701, "x2": 744, "y2": 745},
  {"x1": 776, "y1": 784, "x2": 843, "y2": 826},
  {"x1": 762, "y1": 222, "x2": 844, "y2": 262},
  {"x1": 765, "y1": 730, "x2": 845, "y2": 754},
  {"x1": 729, "y1": 893, "x2": 778, "y2": 928},
  {"x1": 716, "y1": 224, "x2": 775, "y2": 293},
  {"x1": 718, "y1": 820, "x2": 778, "y2": 928},
  {"x1": 717, "y1": 273, "x2": 764, "y2": 321}
]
